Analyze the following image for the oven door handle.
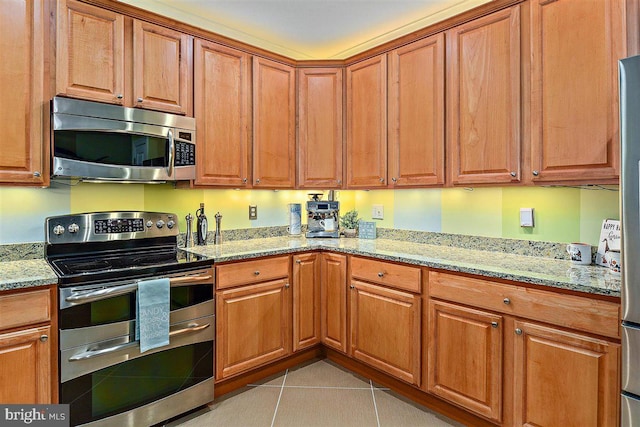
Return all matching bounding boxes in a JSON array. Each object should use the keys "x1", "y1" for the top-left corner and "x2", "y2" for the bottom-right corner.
[
  {"x1": 65, "y1": 274, "x2": 213, "y2": 304},
  {"x1": 68, "y1": 322, "x2": 211, "y2": 361}
]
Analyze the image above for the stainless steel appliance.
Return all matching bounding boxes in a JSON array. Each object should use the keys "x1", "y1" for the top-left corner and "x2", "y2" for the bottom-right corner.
[
  {"x1": 306, "y1": 198, "x2": 340, "y2": 238},
  {"x1": 620, "y1": 54, "x2": 640, "y2": 425},
  {"x1": 45, "y1": 212, "x2": 214, "y2": 427},
  {"x1": 51, "y1": 97, "x2": 196, "y2": 183}
]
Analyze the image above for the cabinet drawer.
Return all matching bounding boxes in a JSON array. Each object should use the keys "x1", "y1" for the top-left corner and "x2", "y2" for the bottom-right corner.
[
  {"x1": 429, "y1": 271, "x2": 620, "y2": 339},
  {"x1": 351, "y1": 257, "x2": 421, "y2": 293},
  {"x1": 0, "y1": 288, "x2": 51, "y2": 331},
  {"x1": 216, "y1": 256, "x2": 290, "y2": 289}
]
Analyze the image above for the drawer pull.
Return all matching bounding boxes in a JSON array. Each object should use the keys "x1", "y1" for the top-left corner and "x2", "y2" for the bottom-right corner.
[
  {"x1": 515, "y1": 328, "x2": 523, "y2": 335},
  {"x1": 377, "y1": 272, "x2": 384, "y2": 278},
  {"x1": 40, "y1": 335, "x2": 48, "y2": 342},
  {"x1": 295, "y1": 260, "x2": 301, "y2": 264},
  {"x1": 503, "y1": 298, "x2": 511, "y2": 305},
  {"x1": 350, "y1": 284, "x2": 355, "y2": 289},
  {"x1": 491, "y1": 322, "x2": 498, "y2": 328},
  {"x1": 254, "y1": 271, "x2": 260, "y2": 276}
]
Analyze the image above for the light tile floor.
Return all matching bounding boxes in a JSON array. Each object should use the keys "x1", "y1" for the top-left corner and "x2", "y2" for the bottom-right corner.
[{"x1": 169, "y1": 359, "x2": 465, "y2": 427}]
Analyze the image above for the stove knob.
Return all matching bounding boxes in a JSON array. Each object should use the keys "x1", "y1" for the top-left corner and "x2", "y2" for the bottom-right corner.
[
  {"x1": 146, "y1": 220, "x2": 153, "y2": 228},
  {"x1": 167, "y1": 220, "x2": 175, "y2": 229},
  {"x1": 156, "y1": 220, "x2": 165, "y2": 229},
  {"x1": 53, "y1": 225, "x2": 65, "y2": 235},
  {"x1": 68, "y1": 223, "x2": 80, "y2": 233}
]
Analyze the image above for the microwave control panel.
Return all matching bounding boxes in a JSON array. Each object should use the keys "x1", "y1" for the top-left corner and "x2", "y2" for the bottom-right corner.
[{"x1": 175, "y1": 141, "x2": 195, "y2": 166}]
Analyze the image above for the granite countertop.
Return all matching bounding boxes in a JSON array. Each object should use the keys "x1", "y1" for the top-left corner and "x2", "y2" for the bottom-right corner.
[
  {"x1": 183, "y1": 236, "x2": 621, "y2": 298},
  {"x1": 0, "y1": 236, "x2": 621, "y2": 297},
  {"x1": 0, "y1": 259, "x2": 58, "y2": 291}
]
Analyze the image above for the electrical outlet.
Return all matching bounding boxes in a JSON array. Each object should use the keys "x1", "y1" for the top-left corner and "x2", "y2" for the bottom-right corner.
[
  {"x1": 249, "y1": 205, "x2": 258, "y2": 220},
  {"x1": 372, "y1": 204, "x2": 384, "y2": 220},
  {"x1": 520, "y1": 208, "x2": 534, "y2": 227}
]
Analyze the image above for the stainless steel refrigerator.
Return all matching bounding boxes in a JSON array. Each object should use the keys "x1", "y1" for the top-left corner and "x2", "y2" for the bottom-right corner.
[{"x1": 620, "y1": 54, "x2": 640, "y2": 426}]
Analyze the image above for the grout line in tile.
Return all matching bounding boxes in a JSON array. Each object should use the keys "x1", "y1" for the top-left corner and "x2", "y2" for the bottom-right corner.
[
  {"x1": 248, "y1": 384, "x2": 378, "y2": 390},
  {"x1": 370, "y1": 380, "x2": 381, "y2": 427},
  {"x1": 270, "y1": 368, "x2": 288, "y2": 427}
]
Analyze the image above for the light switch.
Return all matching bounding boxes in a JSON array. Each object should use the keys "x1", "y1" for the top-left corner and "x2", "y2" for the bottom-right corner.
[{"x1": 520, "y1": 208, "x2": 534, "y2": 227}]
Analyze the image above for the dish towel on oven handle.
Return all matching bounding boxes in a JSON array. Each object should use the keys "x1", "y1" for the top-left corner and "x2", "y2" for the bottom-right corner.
[{"x1": 135, "y1": 278, "x2": 170, "y2": 353}]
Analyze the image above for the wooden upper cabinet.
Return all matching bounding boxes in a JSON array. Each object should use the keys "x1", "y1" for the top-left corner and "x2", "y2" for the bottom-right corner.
[
  {"x1": 447, "y1": 6, "x2": 522, "y2": 185},
  {"x1": 346, "y1": 55, "x2": 387, "y2": 188},
  {"x1": 297, "y1": 68, "x2": 344, "y2": 189},
  {"x1": 133, "y1": 21, "x2": 192, "y2": 115},
  {"x1": 252, "y1": 57, "x2": 296, "y2": 188},
  {"x1": 57, "y1": 0, "x2": 192, "y2": 115},
  {"x1": 388, "y1": 34, "x2": 445, "y2": 187},
  {"x1": 0, "y1": 0, "x2": 46, "y2": 185},
  {"x1": 194, "y1": 39, "x2": 251, "y2": 187},
  {"x1": 530, "y1": 0, "x2": 626, "y2": 183},
  {"x1": 56, "y1": 0, "x2": 125, "y2": 105}
]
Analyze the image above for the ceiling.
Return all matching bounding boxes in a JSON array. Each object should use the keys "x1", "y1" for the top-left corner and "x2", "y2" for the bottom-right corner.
[{"x1": 118, "y1": 0, "x2": 491, "y2": 60}]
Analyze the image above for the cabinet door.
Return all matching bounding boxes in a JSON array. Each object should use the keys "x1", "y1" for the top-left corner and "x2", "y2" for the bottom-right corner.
[
  {"x1": 194, "y1": 39, "x2": 251, "y2": 187},
  {"x1": 0, "y1": 326, "x2": 51, "y2": 404},
  {"x1": 252, "y1": 57, "x2": 295, "y2": 188},
  {"x1": 0, "y1": 0, "x2": 45, "y2": 185},
  {"x1": 513, "y1": 320, "x2": 620, "y2": 427},
  {"x1": 346, "y1": 55, "x2": 387, "y2": 188},
  {"x1": 216, "y1": 278, "x2": 292, "y2": 380},
  {"x1": 428, "y1": 300, "x2": 503, "y2": 423},
  {"x1": 56, "y1": 0, "x2": 125, "y2": 104},
  {"x1": 530, "y1": 0, "x2": 625, "y2": 183},
  {"x1": 388, "y1": 33, "x2": 445, "y2": 187},
  {"x1": 297, "y1": 68, "x2": 344, "y2": 189},
  {"x1": 293, "y1": 253, "x2": 321, "y2": 351},
  {"x1": 350, "y1": 280, "x2": 421, "y2": 385},
  {"x1": 133, "y1": 20, "x2": 192, "y2": 115},
  {"x1": 320, "y1": 253, "x2": 348, "y2": 353},
  {"x1": 447, "y1": 6, "x2": 521, "y2": 185}
]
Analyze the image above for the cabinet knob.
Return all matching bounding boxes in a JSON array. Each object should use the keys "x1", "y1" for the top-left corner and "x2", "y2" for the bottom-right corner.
[
  {"x1": 491, "y1": 322, "x2": 499, "y2": 328},
  {"x1": 510, "y1": 171, "x2": 517, "y2": 177},
  {"x1": 337, "y1": 179, "x2": 342, "y2": 185},
  {"x1": 255, "y1": 178, "x2": 261, "y2": 184},
  {"x1": 532, "y1": 170, "x2": 539, "y2": 176},
  {"x1": 285, "y1": 283, "x2": 290, "y2": 289},
  {"x1": 137, "y1": 97, "x2": 143, "y2": 102},
  {"x1": 515, "y1": 328, "x2": 523, "y2": 335},
  {"x1": 254, "y1": 270, "x2": 260, "y2": 275},
  {"x1": 391, "y1": 177, "x2": 397, "y2": 183},
  {"x1": 33, "y1": 171, "x2": 41, "y2": 178},
  {"x1": 379, "y1": 177, "x2": 385, "y2": 183},
  {"x1": 295, "y1": 259, "x2": 301, "y2": 264},
  {"x1": 377, "y1": 272, "x2": 384, "y2": 278},
  {"x1": 503, "y1": 298, "x2": 511, "y2": 305},
  {"x1": 40, "y1": 335, "x2": 48, "y2": 342},
  {"x1": 350, "y1": 284, "x2": 355, "y2": 289},
  {"x1": 116, "y1": 94, "x2": 123, "y2": 99},
  {"x1": 242, "y1": 178, "x2": 248, "y2": 184}
]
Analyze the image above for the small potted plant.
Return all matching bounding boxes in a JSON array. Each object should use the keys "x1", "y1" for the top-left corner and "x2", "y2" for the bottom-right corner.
[{"x1": 340, "y1": 209, "x2": 359, "y2": 238}]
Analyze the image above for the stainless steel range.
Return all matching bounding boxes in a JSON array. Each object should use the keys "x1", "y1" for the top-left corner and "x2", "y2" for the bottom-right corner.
[{"x1": 45, "y1": 211, "x2": 215, "y2": 427}]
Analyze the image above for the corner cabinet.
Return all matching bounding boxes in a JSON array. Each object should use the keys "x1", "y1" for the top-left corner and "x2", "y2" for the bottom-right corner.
[
  {"x1": 57, "y1": 0, "x2": 192, "y2": 115},
  {"x1": 388, "y1": 34, "x2": 445, "y2": 187},
  {"x1": 0, "y1": 288, "x2": 53, "y2": 404},
  {"x1": 346, "y1": 55, "x2": 388, "y2": 188},
  {"x1": 0, "y1": 0, "x2": 46, "y2": 185},
  {"x1": 292, "y1": 253, "x2": 321, "y2": 351},
  {"x1": 194, "y1": 40, "x2": 251, "y2": 187},
  {"x1": 297, "y1": 68, "x2": 344, "y2": 189},
  {"x1": 530, "y1": 0, "x2": 626, "y2": 183},
  {"x1": 252, "y1": 57, "x2": 296, "y2": 188},
  {"x1": 446, "y1": 5, "x2": 522, "y2": 185},
  {"x1": 320, "y1": 253, "x2": 348, "y2": 353}
]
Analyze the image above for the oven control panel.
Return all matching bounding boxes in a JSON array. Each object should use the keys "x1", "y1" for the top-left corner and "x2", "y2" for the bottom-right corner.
[{"x1": 46, "y1": 212, "x2": 180, "y2": 244}]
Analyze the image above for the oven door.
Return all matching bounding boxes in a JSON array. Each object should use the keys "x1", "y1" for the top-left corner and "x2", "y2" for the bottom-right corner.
[{"x1": 59, "y1": 268, "x2": 214, "y2": 426}]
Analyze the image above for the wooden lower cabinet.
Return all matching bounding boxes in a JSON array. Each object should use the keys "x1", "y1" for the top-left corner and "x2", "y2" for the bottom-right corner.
[
  {"x1": 0, "y1": 326, "x2": 51, "y2": 404},
  {"x1": 350, "y1": 279, "x2": 421, "y2": 386},
  {"x1": 215, "y1": 278, "x2": 292, "y2": 380},
  {"x1": 320, "y1": 253, "x2": 348, "y2": 353},
  {"x1": 292, "y1": 253, "x2": 321, "y2": 351},
  {"x1": 428, "y1": 300, "x2": 503, "y2": 423},
  {"x1": 513, "y1": 320, "x2": 620, "y2": 427}
]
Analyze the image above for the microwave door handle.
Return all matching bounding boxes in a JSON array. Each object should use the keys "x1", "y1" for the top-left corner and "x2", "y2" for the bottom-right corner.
[{"x1": 167, "y1": 129, "x2": 174, "y2": 178}]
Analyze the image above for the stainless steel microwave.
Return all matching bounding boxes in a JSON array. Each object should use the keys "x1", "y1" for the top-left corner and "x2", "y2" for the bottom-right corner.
[{"x1": 51, "y1": 97, "x2": 196, "y2": 183}]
